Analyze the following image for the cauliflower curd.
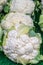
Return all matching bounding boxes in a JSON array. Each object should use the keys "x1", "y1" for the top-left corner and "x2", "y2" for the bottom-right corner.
[
  {"x1": 10, "y1": 0, "x2": 35, "y2": 14},
  {"x1": 0, "y1": 0, "x2": 7, "y2": 12},
  {"x1": 3, "y1": 28, "x2": 42, "y2": 65},
  {"x1": 1, "y1": 12, "x2": 34, "y2": 30}
]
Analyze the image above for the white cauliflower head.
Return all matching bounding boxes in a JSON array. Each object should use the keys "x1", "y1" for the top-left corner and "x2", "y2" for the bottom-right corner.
[
  {"x1": 1, "y1": 12, "x2": 34, "y2": 30},
  {"x1": 0, "y1": 0, "x2": 7, "y2": 12},
  {"x1": 2, "y1": 25, "x2": 42, "y2": 65},
  {"x1": 10, "y1": 0, "x2": 35, "y2": 14}
]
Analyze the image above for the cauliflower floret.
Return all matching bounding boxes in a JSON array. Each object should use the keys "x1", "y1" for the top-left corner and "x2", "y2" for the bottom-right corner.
[
  {"x1": 2, "y1": 28, "x2": 42, "y2": 65},
  {"x1": 10, "y1": 0, "x2": 35, "y2": 14},
  {"x1": 0, "y1": 0, "x2": 7, "y2": 12},
  {"x1": 1, "y1": 12, "x2": 34, "y2": 30}
]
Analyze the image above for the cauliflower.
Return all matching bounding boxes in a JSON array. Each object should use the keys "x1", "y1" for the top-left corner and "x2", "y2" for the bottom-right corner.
[
  {"x1": 10, "y1": 0, "x2": 35, "y2": 14},
  {"x1": 1, "y1": 12, "x2": 42, "y2": 64},
  {"x1": 2, "y1": 25, "x2": 42, "y2": 65},
  {"x1": 0, "y1": 0, "x2": 7, "y2": 12},
  {"x1": 1, "y1": 12, "x2": 43, "y2": 65},
  {"x1": 0, "y1": 0, "x2": 43, "y2": 65},
  {"x1": 1, "y1": 12, "x2": 34, "y2": 30}
]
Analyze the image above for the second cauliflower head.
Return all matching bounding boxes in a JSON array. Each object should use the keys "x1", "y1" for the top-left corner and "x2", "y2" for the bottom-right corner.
[
  {"x1": 10, "y1": 0, "x2": 35, "y2": 14},
  {"x1": 1, "y1": 12, "x2": 34, "y2": 30}
]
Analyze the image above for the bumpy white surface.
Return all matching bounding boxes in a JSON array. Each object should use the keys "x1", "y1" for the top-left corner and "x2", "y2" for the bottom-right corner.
[
  {"x1": 1, "y1": 12, "x2": 34, "y2": 30},
  {"x1": 10, "y1": 0, "x2": 35, "y2": 14},
  {"x1": 0, "y1": 0, "x2": 7, "y2": 12},
  {"x1": 3, "y1": 29, "x2": 41, "y2": 64}
]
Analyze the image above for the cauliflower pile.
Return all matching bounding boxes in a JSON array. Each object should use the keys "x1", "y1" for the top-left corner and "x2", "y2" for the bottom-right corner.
[
  {"x1": 0, "y1": 0, "x2": 43, "y2": 65},
  {"x1": 10, "y1": 0, "x2": 35, "y2": 14},
  {"x1": 0, "y1": 0, "x2": 7, "y2": 12}
]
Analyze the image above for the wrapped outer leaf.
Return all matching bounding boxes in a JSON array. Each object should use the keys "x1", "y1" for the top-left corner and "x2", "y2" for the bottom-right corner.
[
  {"x1": 39, "y1": 0, "x2": 43, "y2": 30},
  {"x1": 39, "y1": 15, "x2": 43, "y2": 31},
  {"x1": 41, "y1": 0, "x2": 43, "y2": 8},
  {"x1": 41, "y1": 0, "x2": 43, "y2": 14},
  {"x1": 0, "y1": 26, "x2": 3, "y2": 44},
  {"x1": 0, "y1": 26, "x2": 3, "y2": 51}
]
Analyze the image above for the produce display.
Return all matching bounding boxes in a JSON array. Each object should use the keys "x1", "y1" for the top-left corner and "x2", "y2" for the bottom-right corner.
[{"x1": 0, "y1": 0, "x2": 43, "y2": 65}]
